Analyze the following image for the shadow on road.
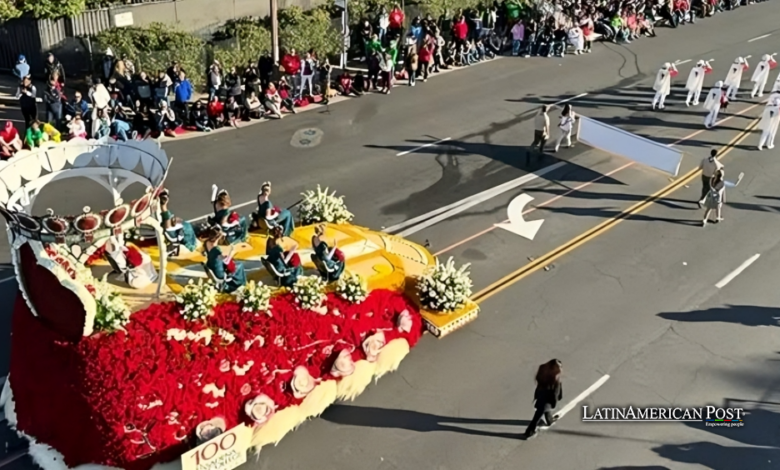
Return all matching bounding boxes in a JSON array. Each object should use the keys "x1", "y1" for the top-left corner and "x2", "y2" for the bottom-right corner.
[
  {"x1": 598, "y1": 466, "x2": 672, "y2": 470},
  {"x1": 653, "y1": 441, "x2": 780, "y2": 470},
  {"x1": 322, "y1": 405, "x2": 527, "y2": 439},
  {"x1": 658, "y1": 305, "x2": 780, "y2": 327}
]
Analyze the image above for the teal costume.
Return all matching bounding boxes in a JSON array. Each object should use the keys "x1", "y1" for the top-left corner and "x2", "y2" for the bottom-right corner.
[
  {"x1": 160, "y1": 210, "x2": 197, "y2": 251},
  {"x1": 266, "y1": 244, "x2": 302, "y2": 287},
  {"x1": 253, "y1": 200, "x2": 295, "y2": 237},
  {"x1": 208, "y1": 208, "x2": 248, "y2": 244},
  {"x1": 206, "y1": 246, "x2": 247, "y2": 293},
  {"x1": 311, "y1": 241, "x2": 344, "y2": 282}
]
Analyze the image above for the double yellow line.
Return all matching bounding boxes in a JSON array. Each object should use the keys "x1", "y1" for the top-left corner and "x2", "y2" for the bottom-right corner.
[{"x1": 472, "y1": 117, "x2": 761, "y2": 304}]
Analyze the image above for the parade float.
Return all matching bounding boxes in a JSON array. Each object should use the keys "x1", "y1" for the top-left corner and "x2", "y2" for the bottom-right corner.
[{"x1": 0, "y1": 139, "x2": 479, "y2": 470}]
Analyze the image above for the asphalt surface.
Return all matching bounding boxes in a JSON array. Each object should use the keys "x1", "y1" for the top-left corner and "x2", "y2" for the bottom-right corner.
[{"x1": 2, "y1": 4, "x2": 780, "y2": 470}]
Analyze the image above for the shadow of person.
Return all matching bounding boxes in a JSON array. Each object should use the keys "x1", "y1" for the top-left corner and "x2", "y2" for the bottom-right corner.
[
  {"x1": 653, "y1": 441, "x2": 780, "y2": 470},
  {"x1": 598, "y1": 466, "x2": 672, "y2": 470},
  {"x1": 683, "y1": 407, "x2": 780, "y2": 448},
  {"x1": 322, "y1": 405, "x2": 527, "y2": 439},
  {"x1": 658, "y1": 305, "x2": 780, "y2": 327}
]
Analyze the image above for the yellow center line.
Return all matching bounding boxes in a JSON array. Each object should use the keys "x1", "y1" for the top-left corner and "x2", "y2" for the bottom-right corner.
[{"x1": 472, "y1": 116, "x2": 761, "y2": 304}]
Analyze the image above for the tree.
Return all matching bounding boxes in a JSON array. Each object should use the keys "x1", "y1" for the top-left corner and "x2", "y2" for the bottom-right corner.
[
  {"x1": 0, "y1": 0, "x2": 22, "y2": 21},
  {"x1": 21, "y1": 0, "x2": 86, "y2": 20},
  {"x1": 278, "y1": 6, "x2": 341, "y2": 56}
]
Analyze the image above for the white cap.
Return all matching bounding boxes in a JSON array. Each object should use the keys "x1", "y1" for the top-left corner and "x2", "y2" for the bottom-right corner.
[
  {"x1": 105, "y1": 47, "x2": 114, "y2": 57},
  {"x1": 736, "y1": 57, "x2": 744, "y2": 64},
  {"x1": 715, "y1": 80, "x2": 724, "y2": 87},
  {"x1": 697, "y1": 60, "x2": 705, "y2": 66},
  {"x1": 663, "y1": 62, "x2": 671, "y2": 69},
  {"x1": 763, "y1": 54, "x2": 771, "y2": 61}
]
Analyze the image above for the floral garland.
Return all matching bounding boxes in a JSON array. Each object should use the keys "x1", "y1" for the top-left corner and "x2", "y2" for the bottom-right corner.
[
  {"x1": 175, "y1": 279, "x2": 218, "y2": 321},
  {"x1": 298, "y1": 185, "x2": 354, "y2": 225},
  {"x1": 417, "y1": 256, "x2": 473, "y2": 313},
  {"x1": 291, "y1": 275, "x2": 327, "y2": 310},
  {"x1": 92, "y1": 275, "x2": 132, "y2": 333},
  {"x1": 235, "y1": 280, "x2": 273, "y2": 314},
  {"x1": 9, "y1": 289, "x2": 423, "y2": 469},
  {"x1": 336, "y1": 273, "x2": 368, "y2": 304}
]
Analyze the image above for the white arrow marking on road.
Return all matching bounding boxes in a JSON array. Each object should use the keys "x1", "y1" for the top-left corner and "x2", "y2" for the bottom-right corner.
[{"x1": 494, "y1": 193, "x2": 544, "y2": 240}]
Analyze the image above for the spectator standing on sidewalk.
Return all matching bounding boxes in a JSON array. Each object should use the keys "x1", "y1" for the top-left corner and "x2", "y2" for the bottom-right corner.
[
  {"x1": 44, "y1": 53, "x2": 65, "y2": 87},
  {"x1": 702, "y1": 169, "x2": 726, "y2": 226},
  {"x1": 207, "y1": 60, "x2": 222, "y2": 102},
  {"x1": 377, "y1": 6, "x2": 390, "y2": 45},
  {"x1": 258, "y1": 51, "x2": 274, "y2": 91},
  {"x1": 280, "y1": 49, "x2": 301, "y2": 92},
  {"x1": 360, "y1": 19, "x2": 373, "y2": 60},
  {"x1": 524, "y1": 359, "x2": 563, "y2": 439},
  {"x1": 527, "y1": 105, "x2": 550, "y2": 165},
  {"x1": 13, "y1": 55, "x2": 29, "y2": 80},
  {"x1": 418, "y1": 41, "x2": 432, "y2": 82},
  {"x1": 405, "y1": 45, "x2": 419, "y2": 87},
  {"x1": 511, "y1": 20, "x2": 526, "y2": 56},
  {"x1": 379, "y1": 52, "x2": 394, "y2": 94},
  {"x1": 43, "y1": 80, "x2": 63, "y2": 130},
  {"x1": 174, "y1": 71, "x2": 194, "y2": 122},
  {"x1": 16, "y1": 76, "x2": 38, "y2": 130},
  {"x1": 697, "y1": 149, "x2": 723, "y2": 207},
  {"x1": 298, "y1": 51, "x2": 317, "y2": 99}
]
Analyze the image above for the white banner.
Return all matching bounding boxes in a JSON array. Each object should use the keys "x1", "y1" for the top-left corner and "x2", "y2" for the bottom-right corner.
[
  {"x1": 181, "y1": 424, "x2": 252, "y2": 470},
  {"x1": 577, "y1": 116, "x2": 683, "y2": 176}
]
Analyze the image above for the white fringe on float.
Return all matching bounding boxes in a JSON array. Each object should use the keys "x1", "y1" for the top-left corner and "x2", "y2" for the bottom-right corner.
[{"x1": 1, "y1": 338, "x2": 411, "y2": 470}]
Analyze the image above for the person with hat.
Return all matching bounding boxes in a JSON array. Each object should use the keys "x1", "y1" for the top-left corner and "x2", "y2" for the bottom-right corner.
[
  {"x1": 703, "y1": 81, "x2": 726, "y2": 128},
  {"x1": 102, "y1": 48, "x2": 116, "y2": 81},
  {"x1": 159, "y1": 189, "x2": 198, "y2": 252},
  {"x1": 757, "y1": 97, "x2": 780, "y2": 150},
  {"x1": 697, "y1": 149, "x2": 723, "y2": 206},
  {"x1": 208, "y1": 186, "x2": 249, "y2": 244},
  {"x1": 202, "y1": 227, "x2": 247, "y2": 293},
  {"x1": 750, "y1": 54, "x2": 776, "y2": 98},
  {"x1": 652, "y1": 62, "x2": 678, "y2": 110},
  {"x1": 13, "y1": 55, "x2": 29, "y2": 80},
  {"x1": 685, "y1": 60, "x2": 712, "y2": 106},
  {"x1": 724, "y1": 56, "x2": 749, "y2": 100},
  {"x1": 252, "y1": 182, "x2": 295, "y2": 237}
]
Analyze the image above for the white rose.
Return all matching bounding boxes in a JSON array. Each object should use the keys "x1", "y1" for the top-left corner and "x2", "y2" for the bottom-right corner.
[
  {"x1": 195, "y1": 417, "x2": 226, "y2": 442},
  {"x1": 331, "y1": 349, "x2": 355, "y2": 377},
  {"x1": 290, "y1": 365, "x2": 316, "y2": 399},
  {"x1": 362, "y1": 331, "x2": 386, "y2": 363},
  {"x1": 245, "y1": 394, "x2": 276, "y2": 425}
]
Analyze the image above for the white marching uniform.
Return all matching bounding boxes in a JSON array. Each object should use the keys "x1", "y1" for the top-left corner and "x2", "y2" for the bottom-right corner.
[
  {"x1": 652, "y1": 63, "x2": 676, "y2": 109},
  {"x1": 751, "y1": 55, "x2": 775, "y2": 98},
  {"x1": 772, "y1": 70, "x2": 780, "y2": 93},
  {"x1": 758, "y1": 100, "x2": 780, "y2": 150},
  {"x1": 703, "y1": 82, "x2": 724, "y2": 128},
  {"x1": 686, "y1": 61, "x2": 711, "y2": 106},
  {"x1": 724, "y1": 57, "x2": 747, "y2": 100}
]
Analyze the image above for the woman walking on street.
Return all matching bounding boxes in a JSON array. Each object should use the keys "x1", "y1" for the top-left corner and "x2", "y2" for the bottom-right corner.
[
  {"x1": 702, "y1": 169, "x2": 726, "y2": 227},
  {"x1": 554, "y1": 104, "x2": 576, "y2": 152},
  {"x1": 524, "y1": 359, "x2": 563, "y2": 439}
]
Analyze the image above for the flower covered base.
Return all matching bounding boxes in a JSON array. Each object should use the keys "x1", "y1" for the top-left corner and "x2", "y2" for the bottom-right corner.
[
  {"x1": 7, "y1": 285, "x2": 423, "y2": 470},
  {"x1": 419, "y1": 300, "x2": 480, "y2": 338}
]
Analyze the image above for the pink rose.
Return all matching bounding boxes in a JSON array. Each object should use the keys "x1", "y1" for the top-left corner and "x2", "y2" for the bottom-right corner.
[
  {"x1": 322, "y1": 344, "x2": 334, "y2": 356},
  {"x1": 219, "y1": 360, "x2": 230, "y2": 373},
  {"x1": 362, "y1": 331, "x2": 385, "y2": 362},
  {"x1": 290, "y1": 366, "x2": 316, "y2": 399},
  {"x1": 240, "y1": 383, "x2": 252, "y2": 396},
  {"x1": 331, "y1": 349, "x2": 355, "y2": 377},
  {"x1": 245, "y1": 394, "x2": 276, "y2": 425},
  {"x1": 397, "y1": 309, "x2": 413, "y2": 333}
]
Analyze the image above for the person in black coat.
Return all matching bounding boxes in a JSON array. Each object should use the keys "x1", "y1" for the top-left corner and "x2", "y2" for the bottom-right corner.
[
  {"x1": 42, "y1": 80, "x2": 64, "y2": 130},
  {"x1": 44, "y1": 53, "x2": 65, "y2": 86},
  {"x1": 524, "y1": 359, "x2": 563, "y2": 439}
]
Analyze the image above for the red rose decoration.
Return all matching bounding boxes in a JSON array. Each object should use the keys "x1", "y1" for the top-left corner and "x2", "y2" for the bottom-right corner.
[
  {"x1": 228, "y1": 212, "x2": 240, "y2": 224},
  {"x1": 288, "y1": 253, "x2": 301, "y2": 267},
  {"x1": 125, "y1": 247, "x2": 143, "y2": 268},
  {"x1": 226, "y1": 259, "x2": 236, "y2": 274},
  {"x1": 273, "y1": 206, "x2": 282, "y2": 214},
  {"x1": 333, "y1": 249, "x2": 345, "y2": 262}
]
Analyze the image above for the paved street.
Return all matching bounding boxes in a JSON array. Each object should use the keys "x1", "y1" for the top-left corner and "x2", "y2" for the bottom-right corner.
[{"x1": 2, "y1": 4, "x2": 780, "y2": 470}]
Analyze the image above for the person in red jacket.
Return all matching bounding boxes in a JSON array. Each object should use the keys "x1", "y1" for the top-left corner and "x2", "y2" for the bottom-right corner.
[
  {"x1": 452, "y1": 16, "x2": 469, "y2": 50},
  {"x1": 389, "y1": 4, "x2": 404, "y2": 38},
  {"x1": 206, "y1": 95, "x2": 225, "y2": 129},
  {"x1": 280, "y1": 49, "x2": 301, "y2": 92},
  {"x1": 418, "y1": 42, "x2": 433, "y2": 82}
]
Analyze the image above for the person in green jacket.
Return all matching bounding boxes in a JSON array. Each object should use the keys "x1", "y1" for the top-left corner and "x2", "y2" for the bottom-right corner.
[
  {"x1": 367, "y1": 34, "x2": 383, "y2": 55},
  {"x1": 25, "y1": 121, "x2": 44, "y2": 148},
  {"x1": 388, "y1": 39, "x2": 399, "y2": 66}
]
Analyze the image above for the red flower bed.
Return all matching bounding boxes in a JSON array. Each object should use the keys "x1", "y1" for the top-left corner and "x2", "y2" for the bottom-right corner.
[{"x1": 10, "y1": 286, "x2": 423, "y2": 470}]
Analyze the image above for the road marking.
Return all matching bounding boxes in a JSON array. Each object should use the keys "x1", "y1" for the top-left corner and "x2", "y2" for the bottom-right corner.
[
  {"x1": 554, "y1": 93, "x2": 589, "y2": 106},
  {"x1": 715, "y1": 254, "x2": 761, "y2": 289},
  {"x1": 0, "y1": 277, "x2": 15, "y2": 285},
  {"x1": 495, "y1": 194, "x2": 544, "y2": 240},
  {"x1": 554, "y1": 375, "x2": 610, "y2": 420},
  {"x1": 390, "y1": 162, "x2": 567, "y2": 237},
  {"x1": 749, "y1": 34, "x2": 771, "y2": 43},
  {"x1": 471, "y1": 116, "x2": 760, "y2": 304},
  {"x1": 396, "y1": 137, "x2": 452, "y2": 156},
  {"x1": 675, "y1": 59, "x2": 692, "y2": 65},
  {"x1": 434, "y1": 101, "x2": 763, "y2": 257}
]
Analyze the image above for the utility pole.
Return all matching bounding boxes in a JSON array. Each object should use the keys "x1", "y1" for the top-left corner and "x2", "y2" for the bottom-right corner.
[{"x1": 271, "y1": 0, "x2": 280, "y2": 63}]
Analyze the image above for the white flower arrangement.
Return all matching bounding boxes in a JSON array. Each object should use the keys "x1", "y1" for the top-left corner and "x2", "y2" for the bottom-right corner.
[
  {"x1": 92, "y1": 274, "x2": 131, "y2": 332},
  {"x1": 175, "y1": 279, "x2": 218, "y2": 321},
  {"x1": 235, "y1": 280, "x2": 273, "y2": 314},
  {"x1": 298, "y1": 185, "x2": 355, "y2": 226},
  {"x1": 417, "y1": 257, "x2": 473, "y2": 313},
  {"x1": 336, "y1": 272, "x2": 368, "y2": 304},
  {"x1": 291, "y1": 275, "x2": 327, "y2": 310}
]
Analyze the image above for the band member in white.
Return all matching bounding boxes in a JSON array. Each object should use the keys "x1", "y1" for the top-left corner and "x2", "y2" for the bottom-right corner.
[
  {"x1": 724, "y1": 57, "x2": 748, "y2": 100},
  {"x1": 703, "y1": 81, "x2": 725, "y2": 129},
  {"x1": 652, "y1": 62, "x2": 677, "y2": 110},
  {"x1": 772, "y1": 69, "x2": 780, "y2": 93},
  {"x1": 757, "y1": 98, "x2": 780, "y2": 150},
  {"x1": 751, "y1": 54, "x2": 776, "y2": 98},
  {"x1": 685, "y1": 60, "x2": 712, "y2": 106}
]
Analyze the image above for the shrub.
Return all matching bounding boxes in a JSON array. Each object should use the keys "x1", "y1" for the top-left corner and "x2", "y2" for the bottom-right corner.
[
  {"x1": 279, "y1": 6, "x2": 342, "y2": 56},
  {"x1": 211, "y1": 17, "x2": 272, "y2": 72}
]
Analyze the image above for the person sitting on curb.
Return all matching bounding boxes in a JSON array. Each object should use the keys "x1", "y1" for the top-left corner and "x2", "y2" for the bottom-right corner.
[
  {"x1": 25, "y1": 121, "x2": 45, "y2": 148},
  {"x1": 0, "y1": 121, "x2": 22, "y2": 159}
]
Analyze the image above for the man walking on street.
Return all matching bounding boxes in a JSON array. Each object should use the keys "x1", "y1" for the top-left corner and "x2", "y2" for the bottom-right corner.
[
  {"x1": 698, "y1": 149, "x2": 723, "y2": 207},
  {"x1": 527, "y1": 105, "x2": 550, "y2": 166}
]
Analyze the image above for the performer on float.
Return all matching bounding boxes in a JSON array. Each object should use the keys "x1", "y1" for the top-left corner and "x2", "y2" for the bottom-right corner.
[
  {"x1": 652, "y1": 62, "x2": 678, "y2": 110},
  {"x1": 757, "y1": 97, "x2": 780, "y2": 150},
  {"x1": 203, "y1": 227, "x2": 247, "y2": 293},
  {"x1": 159, "y1": 189, "x2": 198, "y2": 252},
  {"x1": 252, "y1": 182, "x2": 295, "y2": 237},
  {"x1": 266, "y1": 231, "x2": 302, "y2": 287},
  {"x1": 703, "y1": 81, "x2": 726, "y2": 129},
  {"x1": 724, "y1": 57, "x2": 749, "y2": 100},
  {"x1": 104, "y1": 233, "x2": 158, "y2": 289},
  {"x1": 311, "y1": 224, "x2": 345, "y2": 282},
  {"x1": 750, "y1": 54, "x2": 777, "y2": 98},
  {"x1": 207, "y1": 185, "x2": 248, "y2": 244},
  {"x1": 685, "y1": 60, "x2": 713, "y2": 106}
]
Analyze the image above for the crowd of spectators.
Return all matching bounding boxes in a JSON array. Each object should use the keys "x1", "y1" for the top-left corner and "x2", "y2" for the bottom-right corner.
[{"x1": 0, "y1": 0, "x2": 764, "y2": 159}]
